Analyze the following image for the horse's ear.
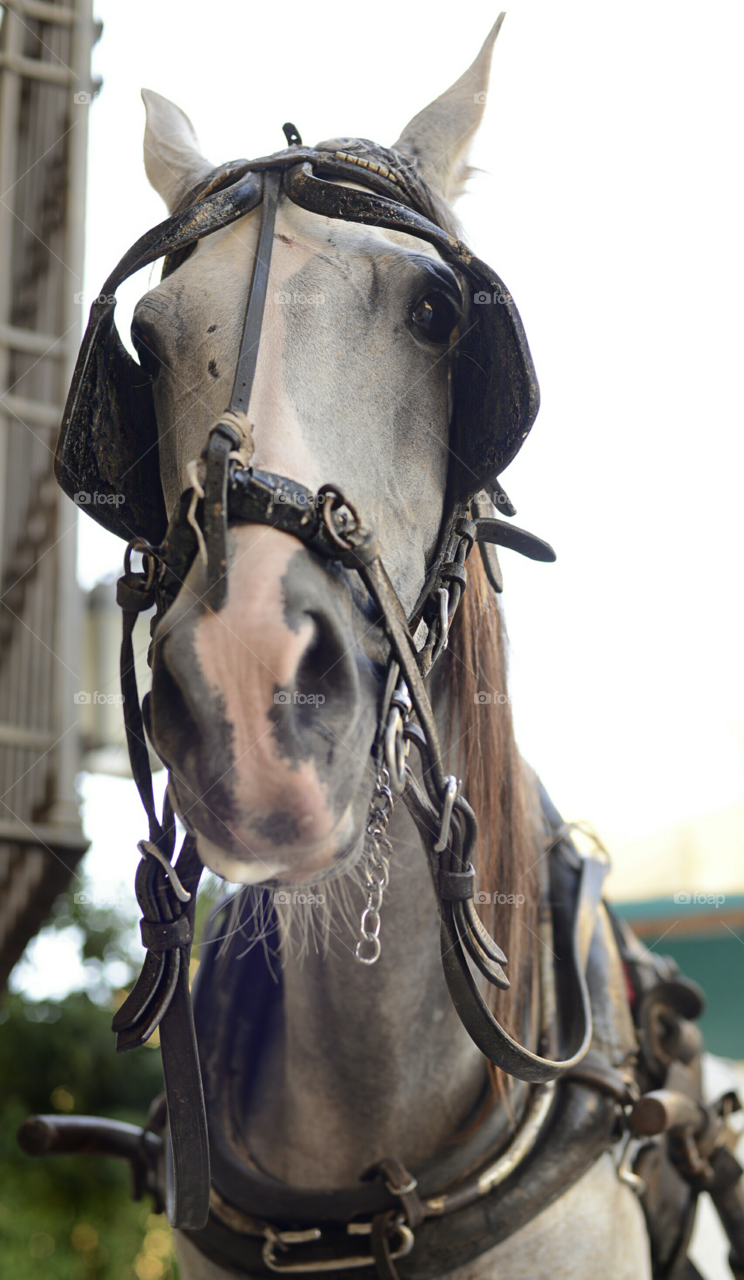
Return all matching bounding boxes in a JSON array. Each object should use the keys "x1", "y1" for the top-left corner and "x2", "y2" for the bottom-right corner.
[
  {"x1": 141, "y1": 89, "x2": 214, "y2": 214},
  {"x1": 392, "y1": 14, "x2": 504, "y2": 203}
]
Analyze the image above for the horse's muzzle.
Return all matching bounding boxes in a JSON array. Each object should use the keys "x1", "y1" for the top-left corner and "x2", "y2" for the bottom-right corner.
[{"x1": 147, "y1": 526, "x2": 380, "y2": 883}]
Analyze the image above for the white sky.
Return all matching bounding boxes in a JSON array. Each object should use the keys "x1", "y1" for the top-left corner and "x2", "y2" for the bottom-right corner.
[{"x1": 66, "y1": 0, "x2": 744, "y2": 946}]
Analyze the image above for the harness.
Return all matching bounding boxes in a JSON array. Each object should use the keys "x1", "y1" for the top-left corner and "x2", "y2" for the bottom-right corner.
[
  {"x1": 180, "y1": 803, "x2": 629, "y2": 1279},
  {"x1": 56, "y1": 124, "x2": 599, "y2": 1224},
  {"x1": 23, "y1": 125, "x2": 741, "y2": 1278}
]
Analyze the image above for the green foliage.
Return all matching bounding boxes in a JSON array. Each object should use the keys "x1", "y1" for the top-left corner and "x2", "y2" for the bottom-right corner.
[{"x1": 0, "y1": 884, "x2": 186, "y2": 1279}]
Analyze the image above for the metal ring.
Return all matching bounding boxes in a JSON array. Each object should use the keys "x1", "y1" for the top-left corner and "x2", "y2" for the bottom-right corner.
[
  {"x1": 124, "y1": 536, "x2": 159, "y2": 588},
  {"x1": 364, "y1": 869, "x2": 386, "y2": 896},
  {"x1": 360, "y1": 907, "x2": 381, "y2": 938},
  {"x1": 354, "y1": 935, "x2": 381, "y2": 965},
  {"x1": 318, "y1": 485, "x2": 362, "y2": 551}
]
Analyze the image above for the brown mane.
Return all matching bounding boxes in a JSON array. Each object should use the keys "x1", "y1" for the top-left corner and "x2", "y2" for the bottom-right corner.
[{"x1": 442, "y1": 548, "x2": 540, "y2": 1061}]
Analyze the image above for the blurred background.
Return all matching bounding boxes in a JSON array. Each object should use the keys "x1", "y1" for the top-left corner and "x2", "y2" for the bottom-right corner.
[{"x1": 0, "y1": 0, "x2": 742, "y2": 1276}]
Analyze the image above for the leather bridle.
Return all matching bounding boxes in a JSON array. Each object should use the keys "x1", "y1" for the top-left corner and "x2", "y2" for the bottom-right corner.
[{"x1": 68, "y1": 129, "x2": 609, "y2": 1232}]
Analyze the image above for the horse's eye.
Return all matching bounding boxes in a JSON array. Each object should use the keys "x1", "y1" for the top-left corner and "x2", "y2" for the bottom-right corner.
[
  {"x1": 411, "y1": 295, "x2": 458, "y2": 344},
  {"x1": 131, "y1": 320, "x2": 162, "y2": 381}
]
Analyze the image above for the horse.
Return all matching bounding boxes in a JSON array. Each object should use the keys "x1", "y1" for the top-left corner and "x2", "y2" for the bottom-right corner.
[{"x1": 38, "y1": 15, "x2": 731, "y2": 1280}]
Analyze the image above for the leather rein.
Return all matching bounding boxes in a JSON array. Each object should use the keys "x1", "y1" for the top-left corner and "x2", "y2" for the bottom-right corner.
[{"x1": 110, "y1": 133, "x2": 608, "y2": 1233}]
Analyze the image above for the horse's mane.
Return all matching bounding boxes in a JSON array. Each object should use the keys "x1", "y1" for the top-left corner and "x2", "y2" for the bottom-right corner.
[
  {"x1": 443, "y1": 550, "x2": 540, "y2": 1072},
  {"x1": 395, "y1": 156, "x2": 541, "y2": 1052}
]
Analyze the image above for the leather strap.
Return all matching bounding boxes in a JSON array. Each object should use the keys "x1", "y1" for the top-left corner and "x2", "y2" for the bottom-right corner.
[
  {"x1": 204, "y1": 423, "x2": 240, "y2": 611},
  {"x1": 141, "y1": 917, "x2": 193, "y2": 951},
  {"x1": 475, "y1": 517, "x2": 555, "y2": 563},
  {"x1": 436, "y1": 847, "x2": 607, "y2": 1083},
  {"x1": 376, "y1": 1158, "x2": 426, "y2": 1229},
  {"x1": 114, "y1": 565, "x2": 210, "y2": 1229},
  {"x1": 230, "y1": 171, "x2": 281, "y2": 414},
  {"x1": 110, "y1": 169, "x2": 285, "y2": 1232},
  {"x1": 438, "y1": 867, "x2": 475, "y2": 901},
  {"x1": 183, "y1": 1081, "x2": 618, "y2": 1278},
  {"x1": 371, "y1": 1213, "x2": 406, "y2": 1280}
]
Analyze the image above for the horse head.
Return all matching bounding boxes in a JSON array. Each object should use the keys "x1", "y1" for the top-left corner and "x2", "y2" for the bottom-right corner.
[{"x1": 131, "y1": 21, "x2": 510, "y2": 887}]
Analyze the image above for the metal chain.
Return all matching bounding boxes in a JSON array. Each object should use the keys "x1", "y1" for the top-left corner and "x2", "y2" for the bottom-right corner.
[{"x1": 354, "y1": 768, "x2": 394, "y2": 965}]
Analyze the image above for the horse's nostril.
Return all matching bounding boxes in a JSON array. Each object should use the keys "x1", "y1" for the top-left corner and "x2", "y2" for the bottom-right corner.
[{"x1": 294, "y1": 611, "x2": 356, "y2": 733}]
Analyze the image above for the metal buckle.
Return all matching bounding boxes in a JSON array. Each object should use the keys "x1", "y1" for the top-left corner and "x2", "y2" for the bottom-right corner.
[
  {"x1": 262, "y1": 1221, "x2": 414, "y2": 1273},
  {"x1": 384, "y1": 681, "x2": 411, "y2": 795},
  {"x1": 384, "y1": 1173, "x2": 418, "y2": 1197},
  {"x1": 433, "y1": 776, "x2": 459, "y2": 853},
  {"x1": 430, "y1": 587, "x2": 450, "y2": 665},
  {"x1": 616, "y1": 1133, "x2": 647, "y2": 1197}
]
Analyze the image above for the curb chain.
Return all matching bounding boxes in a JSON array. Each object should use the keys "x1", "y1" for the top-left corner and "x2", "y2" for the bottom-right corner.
[{"x1": 354, "y1": 768, "x2": 394, "y2": 965}]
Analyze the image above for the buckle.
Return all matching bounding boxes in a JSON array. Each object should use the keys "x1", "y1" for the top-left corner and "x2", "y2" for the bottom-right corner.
[
  {"x1": 433, "y1": 776, "x2": 459, "y2": 853},
  {"x1": 262, "y1": 1221, "x2": 414, "y2": 1273}
]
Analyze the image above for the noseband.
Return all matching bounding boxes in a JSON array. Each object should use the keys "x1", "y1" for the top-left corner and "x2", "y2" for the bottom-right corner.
[{"x1": 58, "y1": 128, "x2": 607, "y2": 1229}]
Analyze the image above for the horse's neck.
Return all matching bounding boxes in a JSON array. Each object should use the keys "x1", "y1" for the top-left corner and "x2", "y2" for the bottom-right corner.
[
  {"x1": 242, "y1": 801, "x2": 487, "y2": 1185},
  {"x1": 241, "y1": 733, "x2": 541, "y2": 1187}
]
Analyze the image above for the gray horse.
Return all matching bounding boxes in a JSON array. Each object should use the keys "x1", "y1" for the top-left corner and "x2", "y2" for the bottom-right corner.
[{"x1": 39, "y1": 14, "x2": 726, "y2": 1280}]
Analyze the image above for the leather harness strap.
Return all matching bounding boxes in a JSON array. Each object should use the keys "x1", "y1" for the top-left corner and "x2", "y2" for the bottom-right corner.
[
  {"x1": 113, "y1": 556, "x2": 210, "y2": 1226},
  {"x1": 230, "y1": 170, "x2": 281, "y2": 415},
  {"x1": 106, "y1": 150, "x2": 591, "y2": 1230}
]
